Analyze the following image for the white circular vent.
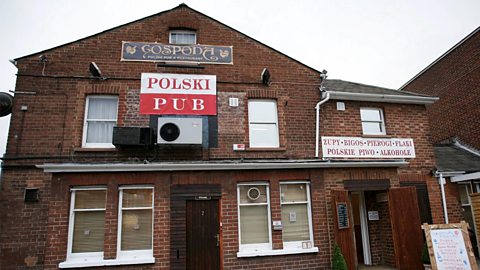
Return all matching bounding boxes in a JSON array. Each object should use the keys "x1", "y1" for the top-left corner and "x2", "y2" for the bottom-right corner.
[{"x1": 247, "y1": 187, "x2": 261, "y2": 201}]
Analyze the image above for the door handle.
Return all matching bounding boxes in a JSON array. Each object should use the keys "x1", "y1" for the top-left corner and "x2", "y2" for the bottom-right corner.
[{"x1": 215, "y1": 234, "x2": 220, "y2": 246}]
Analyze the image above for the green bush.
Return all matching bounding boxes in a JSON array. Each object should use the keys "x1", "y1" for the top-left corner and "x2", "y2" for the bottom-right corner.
[
  {"x1": 332, "y1": 244, "x2": 348, "y2": 270},
  {"x1": 422, "y1": 242, "x2": 431, "y2": 264}
]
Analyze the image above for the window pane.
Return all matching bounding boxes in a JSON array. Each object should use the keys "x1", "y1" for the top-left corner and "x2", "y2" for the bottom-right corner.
[
  {"x1": 240, "y1": 205, "x2": 269, "y2": 244},
  {"x1": 86, "y1": 121, "x2": 115, "y2": 143},
  {"x1": 239, "y1": 185, "x2": 267, "y2": 204},
  {"x1": 170, "y1": 32, "x2": 196, "y2": 45},
  {"x1": 121, "y1": 209, "x2": 152, "y2": 250},
  {"x1": 459, "y1": 186, "x2": 470, "y2": 205},
  {"x1": 249, "y1": 123, "x2": 279, "y2": 148},
  {"x1": 122, "y1": 189, "x2": 153, "y2": 208},
  {"x1": 281, "y1": 184, "x2": 307, "y2": 203},
  {"x1": 362, "y1": 122, "x2": 383, "y2": 134},
  {"x1": 72, "y1": 211, "x2": 105, "y2": 253},
  {"x1": 281, "y1": 204, "x2": 309, "y2": 242},
  {"x1": 248, "y1": 100, "x2": 277, "y2": 123},
  {"x1": 360, "y1": 109, "x2": 381, "y2": 121},
  {"x1": 75, "y1": 190, "x2": 106, "y2": 209},
  {"x1": 88, "y1": 98, "x2": 118, "y2": 120}
]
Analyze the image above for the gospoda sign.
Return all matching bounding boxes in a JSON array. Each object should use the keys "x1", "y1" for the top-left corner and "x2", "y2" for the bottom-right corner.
[
  {"x1": 122, "y1": 42, "x2": 233, "y2": 64},
  {"x1": 140, "y1": 73, "x2": 216, "y2": 115}
]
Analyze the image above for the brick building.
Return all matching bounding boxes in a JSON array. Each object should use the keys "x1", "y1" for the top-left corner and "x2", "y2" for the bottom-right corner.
[
  {"x1": 401, "y1": 26, "x2": 480, "y2": 255},
  {"x1": 0, "y1": 4, "x2": 441, "y2": 270}
]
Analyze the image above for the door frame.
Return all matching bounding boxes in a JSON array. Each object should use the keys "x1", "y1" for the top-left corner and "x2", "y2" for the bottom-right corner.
[{"x1": 352, "y1": 191, "x2": 372, "y2": 265}]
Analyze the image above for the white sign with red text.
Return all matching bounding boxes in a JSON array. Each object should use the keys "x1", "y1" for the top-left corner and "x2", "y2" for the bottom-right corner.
[
  {"x1": 321, "y1": 136, "x2": 415, "y2": 158},
  {"x1": 140, "y1": 73, "x2": 216, "y2": 115}
]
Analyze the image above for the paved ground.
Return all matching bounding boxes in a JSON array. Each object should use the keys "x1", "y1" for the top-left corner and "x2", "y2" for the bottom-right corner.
[{"x1": 358, "y1": 265, "x2": 397, "y2": 270}]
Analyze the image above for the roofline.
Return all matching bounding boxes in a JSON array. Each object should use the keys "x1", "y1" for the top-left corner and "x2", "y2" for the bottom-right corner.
[
  {"x1": 399, "y1": 26, "x2": 480, "y2": 90},
  {"x1": 326, "y1": 90, "x2": 439, "y2": 105},
  {"x1": 13, "y1": 4, "x2": 323, "y2": 75},
  {"x1": 36, "y1": 160, "x2": 408, "y2": 173}
]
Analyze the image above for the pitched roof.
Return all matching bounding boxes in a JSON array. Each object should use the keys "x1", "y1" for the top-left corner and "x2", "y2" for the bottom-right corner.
[
  {"x1": 323, "y1": 79, "x2": 438, "y2": 104},
  {"x1": 434, "y1": 142, "x2": 480, "y2": 172},
  {"x1": 14, "y1": 4, "x2": 322, "y2": 75}
]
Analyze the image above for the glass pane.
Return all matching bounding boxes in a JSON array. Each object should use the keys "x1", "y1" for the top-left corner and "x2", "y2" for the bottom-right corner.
[
  {"x1": 239, "y1": 185, "x2": 267, "y2": 204},
  {"x1": 72, "y1": 211, "x2": 105, "y2": 253},
  {"x1": 281, "y1": 184, "x2": 307, "y2": 203},
  {"x1": 360, "y1": 109, "x2": 382, "y2": 121},
  {"x1": 87, "y1": 97, "x2": 118, "y2": 120},
  {"x1": 122, "y1": 189, "x2": 153, "y2": 208},
  {"x1": 282, "y1": 204, "x2": 310, "y2": 242},
  {"x1": 86, "y1": 121, "x2": 115, "y2": 143},
  {"x1": 121, "y1": 209, "x2": 152, "y2": 250},
  {"x1": 249, "y1": 123, "x2": 279, "y2": 148},
  {"x1": 170, "y1": 33, "x2": 196, "y2": 44},
  {"x1": 240, "y1": 205, "x2": 269, "y2": 244},
  {"x1": 248, "y1": 100, "x2": 277, "y2": 123},
  {"x1": 362, "y1": 122, "x2": 383, "y2": 134},
  {"x1": 459, "y1": 185, "x2": 470, "y2": 205},
  {"x1": 75, "y1": 190, "x2": 106, "y2": 209}
]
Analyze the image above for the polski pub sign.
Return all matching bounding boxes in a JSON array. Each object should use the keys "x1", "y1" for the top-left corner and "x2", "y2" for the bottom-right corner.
[{"x1": 140, "y1": 73, "x2": 217, "y2": 115}]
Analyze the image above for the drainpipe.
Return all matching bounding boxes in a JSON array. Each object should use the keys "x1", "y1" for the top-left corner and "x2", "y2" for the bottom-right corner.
[
  {"x1": 315, "y1": 91, "x2": 330, "y2": 158},
  {"x1": 437, "y1": 171, "x2": 449, "y2": 224}
]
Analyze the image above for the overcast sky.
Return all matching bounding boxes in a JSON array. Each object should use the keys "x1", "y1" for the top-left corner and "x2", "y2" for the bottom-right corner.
[{"x1": 0, "y1": 0, "x2": 479, "y2": 160}]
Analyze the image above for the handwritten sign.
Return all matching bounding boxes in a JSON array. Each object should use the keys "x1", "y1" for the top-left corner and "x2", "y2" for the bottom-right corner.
[
  {"x1": 321, "y1": 136, "x2": 416, "y2": 158},
  {"x1": 431, "y1": 229, "x2": 471, "y2": 269},
  {"x1": 422, "y1": 222, "x2": 478, "y2": 270}
]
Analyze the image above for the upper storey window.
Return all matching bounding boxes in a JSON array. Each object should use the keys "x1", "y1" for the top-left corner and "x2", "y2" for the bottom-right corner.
[
  {"x1": 169, "y1": 30, "x2": 197, "y2": 45},
  {"x1": 82, "y1": 96, "x2": 118, "y2": 148},
  {"x1": 248, "y1": 99, "x2": 280, "y2": 148},
  {"x1": 360, "y1": 108, "x2": 386, "y2": 135}
]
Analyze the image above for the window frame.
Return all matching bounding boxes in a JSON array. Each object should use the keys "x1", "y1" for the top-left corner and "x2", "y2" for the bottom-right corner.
[
  {"x1": 237, "y1": 182, "x2": 272, "y2": 253},
  {"x1": 280, "y1": 181, "x2": 315, "y2": 251},
  {"x1": 116, "y1": 186, "x2": 155, "y2": 261},
  {"x1": 248, "y1": 99, "x2": 280, "y2": 148},
  {"x1": 66, "y1": 186, "x2": 107, "y2": 263},
  {"x1": 82, "y1": 95, "x2": 118, "y2": 148},
  {"x1": 360, "y1": 107, "x2": 386, "y2": 135},
  {"x1": 169, "y1": 30, "x2": 197, "y2": 45}
]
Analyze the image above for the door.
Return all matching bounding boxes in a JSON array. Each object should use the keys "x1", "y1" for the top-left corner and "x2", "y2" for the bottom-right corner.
[
  {"x1": 186, "y1": 200, "x2": 220, "y2": 270},
  {"x1": 332, "y1": 190, "x2": 356, "y2": 270},
  {"x1": 388, "y1": 187, "x2": 423, "y2": 270}
]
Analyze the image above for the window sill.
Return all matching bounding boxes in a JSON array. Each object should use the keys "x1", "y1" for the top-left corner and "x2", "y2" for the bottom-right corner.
[
  {"x1": 361, "y1": 134, "x2": 391, "y2": 138},
  {"x1": 74, "y1": 147, "x2": 118, "y2": 152},
  {"x1": 245, "y1": 147, "x2": 286, "y2": 152},
  {"x1": 59, "y1": 257, "x2": 155, "y2": 268},
  {"x1": 237, "y1": 247, "x2": 318, "y2": 258}
]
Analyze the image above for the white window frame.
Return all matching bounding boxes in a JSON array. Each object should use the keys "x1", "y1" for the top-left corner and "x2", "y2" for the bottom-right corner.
[
  {"x1": 248, "y1": 99, "x2": 280, "y2": 148},
  {"x1": 237, "y1": 182, "x2": 272, "y2": 254},
  {"x1": 280, "y1": 181, "x2": 315, "y2": 251},
  {"x1": 64, "y1": 186, "x2": 107, "y2": 264},
  {"x1": 82, "y1": 95, "x2": 118, "y2": 148},
  {"x1": 117, "y1": 186, "x2": 154, "y2": 261},
  {"x1": 169, "y1": 30, "x2": 197, "y2": 45},
  {"x1": 360, "y1": 107, "x2": 386, "y2": 135}
]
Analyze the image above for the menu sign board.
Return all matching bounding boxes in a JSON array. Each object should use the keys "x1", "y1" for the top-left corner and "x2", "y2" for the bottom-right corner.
[
  {"x1": 321, "y1": 136, "x2": 416, "y2": 159},
  {"x1": 122, "y1": 41, "x2": 233, "y2": 64},
  {"x1": 430, "y1": 229, "x2": 472, "y2": 269}
]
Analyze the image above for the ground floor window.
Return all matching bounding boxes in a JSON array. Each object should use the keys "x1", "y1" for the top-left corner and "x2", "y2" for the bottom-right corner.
[{"x1": 66, "y1": 187, "x2": 107, "y2": 262}]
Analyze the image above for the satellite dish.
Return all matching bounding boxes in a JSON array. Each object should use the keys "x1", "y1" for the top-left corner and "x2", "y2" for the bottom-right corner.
[
  {"x1": 261, "y1": 68, "x2": 271, "y2": 86},
  {"x1": 0, "y1": 92, "x2": 13, "y2": 117},
  {"x1": 89, "y1": 62, "x2": 102, "y2": 77}
]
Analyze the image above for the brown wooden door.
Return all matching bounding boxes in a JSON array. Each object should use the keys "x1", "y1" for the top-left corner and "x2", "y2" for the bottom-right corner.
[
  {"x1": 332, "y1": 190, "x2": 356, "y2": 270},
  {"x1": 388, "y1": 187, "x2": 423, "y2": 270},
  {"x1": 186, "y1": 200, "x2": 220, "y2": 270}
]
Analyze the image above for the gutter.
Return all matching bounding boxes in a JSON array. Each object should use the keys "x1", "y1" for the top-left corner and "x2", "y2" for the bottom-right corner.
[
  {"x1": 326, "y1": 91, "x2": 438, "y2": 105},
  {"x1": 36, "y1": 160, "x2": 409, "y2": 173}
]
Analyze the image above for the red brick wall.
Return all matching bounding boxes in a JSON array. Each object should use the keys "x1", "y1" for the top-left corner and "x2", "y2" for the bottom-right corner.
[
  {"x1": 402, "y1": 29, "x2": 480, "y2": 149},
  {"x1": 0, "y1": 4, "x2": 445, "y2": 270}
]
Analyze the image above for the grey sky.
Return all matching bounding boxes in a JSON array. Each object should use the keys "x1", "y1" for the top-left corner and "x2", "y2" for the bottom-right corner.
[{"x1": 0, "y1": 0, "x2": 479, "y2": 159}]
